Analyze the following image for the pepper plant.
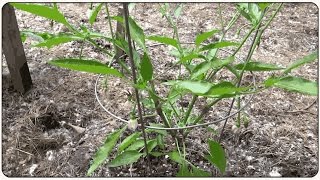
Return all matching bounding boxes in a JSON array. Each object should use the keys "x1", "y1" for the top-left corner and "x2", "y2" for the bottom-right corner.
[{"x1": 11, "y1": 2, "x2": 318, "y2": 177}]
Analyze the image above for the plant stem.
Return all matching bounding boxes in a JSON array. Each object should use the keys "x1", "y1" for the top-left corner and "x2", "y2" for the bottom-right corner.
[
  {"x1": 261, "y1": 3, "x2": 283, "y2": 33},
  {"x1": 225, "y1": 12, "x2": 240, "y2": 31},
  {"x1": 182, "y1": 95, "x2": 197, "y2": 124},
  {"x1": 206, "y1": 25, "x2": 255, "y2": 81},
  {"x1": 218, "y1": 31, "x2": 259, "y2": 143},
  {"x1": 149, "y1": 81, "x2": 173, "y2": 129},
  {"x1": 105, "y1": 3, "x2": 114, "y2": 40},
  {"x1": 193, "y1": 97, "x2": 222, "y2": 125},
  {"x1": 123, "y1": 3, "x2": 150, "y2": 172},
  {"x1": 183, "y1": 5, "x2": 258, "y2": 139},
  {"x1": 169, "y1": 101, "x2": 183, "y2": 122},
  {"x1": 161, "y1": 4, "x2": 183, "y2": 54},
  {"x1": 205, "y1": 9, "x2": 241, "y2": 79},
  {"x1": 231, "y1": 26, "x2": 255, "y2": 57},
  {"x1": 236, "y1": 96, "x2": 241, "y2": 127},
  {"x1": 183, "y1": 97, "x2": 222, "y2": 138},
  {"x1": 218, "y1": 3, "x2": 225, "y2": 33},
  {"x1": 232, "y1": 4, "x2": 283, "y2": 133},
  {"x1": 218, "y1": 7, "x2": 274, "y2": 142},
  {"x1": 148, "y1": 81, "x2": 179, "y2": 140},
  {"x1": 79, "y1": 41, "x2": 84, "y2": 60},
  {"x1": 182, "y1": 133, "x2": 186, "y2": 159}
]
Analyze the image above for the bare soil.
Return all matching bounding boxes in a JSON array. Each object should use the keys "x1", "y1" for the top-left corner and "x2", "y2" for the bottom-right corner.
[{"x1": 1, "y1": 3, "x2": 318, "y2": 177}]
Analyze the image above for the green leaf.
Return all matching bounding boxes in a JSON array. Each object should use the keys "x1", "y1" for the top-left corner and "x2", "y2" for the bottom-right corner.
[
  {"x1": 168, "y1": 151, "x2": 186, "y2": 165},
  {"x1": 195, "y1": 29, "x2": 220, "y2": 47},
  {"x1": 114, "y1": 37, "x2": 129, "y2": 53},
  {"x1": 248, "y1": 3, "x2": 262, "y2": 24},
  {"x1": 140, "y1": 53, "x2": 153, "y2": 81},
  {"x1": 176, "y1": 80, "x2": 212, "y2": 95},
  {"x1": 128, "y1": 17, "x2": 146, "y2": 51},
  {"x1": 87, "y1": 32, "x2": 113, "y2": 41},
  {"x1": 265, "y1": 76, "x2": 318, "y2": 96},
  {"x1": 114, "y1": 30, "x2": 141, "y2": 68},
  {"x1": 126, "y1": 139, "x2": 156, "y2": 152},
  {"x1": 89, "y1": 3, "x2": 103, "y2": 26},
  {"x1": 200, "y1": 41, "x2": 239, "y2": 52},
  {"x1": 234, "y1": 61, "x2": 284, "y2": 71},
  {"x1": 176, "y1": 163, "x2": 190, "y2": 177},
  {"x1": 180, "y1": 53, "x2": 207, "y2": 63},
  {"x1": 225, "y1": 65, "x2": 240, "y2": 79},
  {"x1": 174, "y1": 4, "x2": 183, "y2": 18},
  {"x1": 191, "y1": 166, "x2": 212, "y2": 177},
  {"x1": 156, "y1": 134, "x2": 165, "y2": 150},
  {"x1": 163, "y1": 80, "x2": 181, "y2": 86},
  {"x1": 118, "y1": 132, "x2": 142, "y2": 153},
  {"x1": 20, "y1": 33, "x2": 27, "y2": 42},
  {"x1": 257, "y1": 2, "x2": 271, "y2": 11},
  {"x1": 134, "y1": 80, "x2": 147, "y2": 90},
  {"x1": 147, "y1": 35, "x2": 179, "y2": 49},
  {"x1": 112, "y1": 16, "x2": 145, "y2": 51},
  {"x1": 49, "y1": 59, "x2": 123, "y2": 77},
  {"x1": 11, "y1": 3, "x2": 69, "y2": 27},
  {"x1": 283, "y1": 51, "x2": 318, "y2": 74},
  {"x1": 126, "y1": 139, "x2": 146, "y2": 151},
  {"x1": 168, "y1": 79, "x2": 246, "y2": 97},
  {"x1": 108, "y1": 150, "x2": 143, "y2": 167},
  {"x1": 167, "y1": 86, "x2": 186, "y2": 104},
  {"x1": 169, "y1": 48, "x2": 181, "y2": 58},
  {"x1": 264, "y1": 76, "x2": 281, "y2": 87},
  {"x1": 207, "y1": 48, "x2": 218, "y2": 61},
  {"x1": 141, "y1": 98, "x2": 155, "y2": 109},
  {"x1": 34, "y1": 35, "x2": 82, "y2": 48},
  {"x1": 146, "y1": 139, "x2": 158, "y2": 153},
  {"x1": 176, "y1": 163, "x2": 211, "y2": 177},
  {"x1": 87, "y1": 126, "x2": 127, "y2": 176},
  {"x1": 150, "y1": 152, "x2": 164, "y2": 157},
  {"x1": 20, "y1": 30, "x2": 49, "y2": 42},
  {"x1": 37, "y1": 32, "x2": 55, "y2": 40},
  {"x1": 111, "y1": 15, "x2": 124, "y2": 23},
  {"x1": 191, "y1": 61, "x2": 211, "y2": 79},
  {"x1": 191, "y1": 56, "x2": 235, "y2": 79},
  {"x1": 205, "y1": 140, "x2": 226, "y2": 174},
  {"x1": 128, "y1": 3, "x2": 136, "y2": 12},
  {"x1": 237, "y1": 3, "x2": 252, "y2": 23},
  {"x1": 205, "y1": 81, "x2": 247, "y2": 98}
]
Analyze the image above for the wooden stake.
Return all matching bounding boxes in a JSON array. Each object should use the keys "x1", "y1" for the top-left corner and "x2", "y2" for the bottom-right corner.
[{"x1": 2, "y1": 4, "x2": 32, "y2": 94}]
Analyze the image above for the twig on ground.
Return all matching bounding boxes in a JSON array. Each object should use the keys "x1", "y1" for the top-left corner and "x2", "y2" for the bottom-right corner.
[
  {"x1": 14, "y1": 148, "x2": 34, "y2": 156},
  {"x1": 285, "y1": 99, "x2": 317, "y2": 114}
]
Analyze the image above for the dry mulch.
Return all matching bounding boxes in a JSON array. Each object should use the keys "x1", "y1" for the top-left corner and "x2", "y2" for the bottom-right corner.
[{"x1": 1, "y1": 3, "x2": 318, "y2": 177}]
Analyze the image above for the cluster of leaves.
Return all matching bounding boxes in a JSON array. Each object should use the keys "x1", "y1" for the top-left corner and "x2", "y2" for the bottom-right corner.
[{"x1": 12, "y1": 2, "x2": 318, "y2": 177}]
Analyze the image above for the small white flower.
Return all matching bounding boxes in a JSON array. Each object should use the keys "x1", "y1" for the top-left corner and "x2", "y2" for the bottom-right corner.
[{"x1": 128, "y1": 119, "x2": 138, "y2": 131}]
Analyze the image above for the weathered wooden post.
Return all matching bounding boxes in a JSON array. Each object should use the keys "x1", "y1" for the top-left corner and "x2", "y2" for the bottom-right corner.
[
  {"x1": 2, "y1": 3, "x2": 32, "y2": 94},
  {"x1": 113, "y1": 7, "x2": 126, "y2": 61}
]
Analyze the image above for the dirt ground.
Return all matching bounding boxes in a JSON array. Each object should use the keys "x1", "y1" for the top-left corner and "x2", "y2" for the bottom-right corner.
[{"x1": 1, "y1": 3, "x2": 318, "y2": 177}]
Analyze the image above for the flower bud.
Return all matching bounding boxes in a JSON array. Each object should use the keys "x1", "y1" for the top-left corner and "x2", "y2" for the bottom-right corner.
[{"x1": 128, "y1": 119, "x2": 138, "y2": 131}]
